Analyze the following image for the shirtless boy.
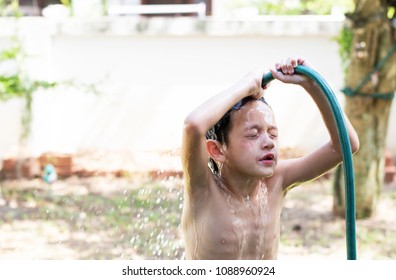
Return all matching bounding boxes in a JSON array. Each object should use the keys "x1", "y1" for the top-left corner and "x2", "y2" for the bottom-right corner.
[{"x1": 181, "y1": 57, "x2": 359, "y2": 260}]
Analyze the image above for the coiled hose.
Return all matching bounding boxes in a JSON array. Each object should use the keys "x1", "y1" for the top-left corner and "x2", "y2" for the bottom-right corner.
[{"x1": 262, "y1": 65, "x2": 357, "y2": 260}]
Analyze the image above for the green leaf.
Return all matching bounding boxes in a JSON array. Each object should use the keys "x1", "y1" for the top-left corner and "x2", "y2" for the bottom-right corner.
[{"x1": 0, "y1": 46, "x2": 20, "y2": 61}]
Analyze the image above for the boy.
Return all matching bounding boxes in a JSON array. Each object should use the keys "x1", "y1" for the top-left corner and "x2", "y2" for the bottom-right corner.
[{"x1": 181, "y1": 57, "x2": 359, "y2": 259}]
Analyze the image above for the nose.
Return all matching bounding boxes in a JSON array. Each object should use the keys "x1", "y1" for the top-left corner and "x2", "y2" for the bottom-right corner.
[{"x1": 260, "y1": 133, "x2": 275, "y2": 150}]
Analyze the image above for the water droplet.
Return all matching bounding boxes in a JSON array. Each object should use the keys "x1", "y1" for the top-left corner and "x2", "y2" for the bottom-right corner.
[{"x1": 79, "y1": 212, "x2": 86, "y2": 220}]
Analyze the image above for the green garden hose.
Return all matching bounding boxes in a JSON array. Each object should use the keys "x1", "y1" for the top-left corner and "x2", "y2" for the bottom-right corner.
[{"x1": 262, "y1": 65, "x2": 357, "y2": 260}]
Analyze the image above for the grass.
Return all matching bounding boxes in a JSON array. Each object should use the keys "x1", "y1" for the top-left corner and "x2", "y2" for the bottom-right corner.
[
  {"x1": 1, "y1": 175, "x2": 396, "y2": 259},
  {"x1": 0, "y1": 176, "x2": 185, "y2": 259}
]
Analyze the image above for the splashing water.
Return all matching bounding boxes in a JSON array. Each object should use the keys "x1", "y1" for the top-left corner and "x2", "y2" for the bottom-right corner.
[
  {"x1": 128, "y1": 177, "x2": 185, "y2": 259},
  {"x1": 0, "y1": 175, "x2": 185, "y2": 259}
]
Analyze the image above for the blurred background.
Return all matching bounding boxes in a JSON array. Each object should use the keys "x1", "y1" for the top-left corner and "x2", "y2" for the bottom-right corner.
[{"x1": 0, "y1": 0, "x2": 395, "y2": 260}]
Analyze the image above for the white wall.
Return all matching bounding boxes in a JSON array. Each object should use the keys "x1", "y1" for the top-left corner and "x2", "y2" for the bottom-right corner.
[{"x1": 0, "y1": 17, "x2": 395, "y2": 159}]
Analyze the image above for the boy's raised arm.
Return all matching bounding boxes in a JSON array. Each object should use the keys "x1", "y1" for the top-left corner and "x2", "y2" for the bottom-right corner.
[
  {"x1": 181, "y1": 72, "x2": 264, "y2": 193},
  {"x1": 270, "y1": 57, "x2": 359, "y2": 190}
]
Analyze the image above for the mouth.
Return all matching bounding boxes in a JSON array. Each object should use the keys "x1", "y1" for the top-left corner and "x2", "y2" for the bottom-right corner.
[{"x1": 259, "y1": 153, "x2": 275, "y2": 164}]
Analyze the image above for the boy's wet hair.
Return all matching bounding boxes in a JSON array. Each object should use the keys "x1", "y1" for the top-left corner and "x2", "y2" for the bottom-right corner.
[{"x1": 205, "y1": 96, "x2": 269, "y2": 174}]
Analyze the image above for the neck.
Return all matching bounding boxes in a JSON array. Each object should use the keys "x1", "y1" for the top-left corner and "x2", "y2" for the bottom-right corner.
[{"x1": 218, "y1": 169, "x2": 263, "y2": 201}]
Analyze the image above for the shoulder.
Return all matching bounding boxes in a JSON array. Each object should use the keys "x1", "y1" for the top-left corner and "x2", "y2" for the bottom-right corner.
[{"x1": 270, "y1": 159, "x2": 301, "y2": 192}]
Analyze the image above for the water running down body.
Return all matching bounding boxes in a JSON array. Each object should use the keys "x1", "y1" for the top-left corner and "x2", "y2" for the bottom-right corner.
[{"x1": 181, "y1": 57, "x2": 359, "y2": 259}]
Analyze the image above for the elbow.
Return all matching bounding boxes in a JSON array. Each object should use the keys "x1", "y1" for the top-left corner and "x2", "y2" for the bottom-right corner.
[
  {"x1": 183, "y1": 115, "x2": 206, "y2": 138},
  {"x1": 350, "y1": 128, "x2": 360, "y2": 154},
  {"x1": 331, "y1": 133, "x2": 359, "y2": 158},
  {"x1": 351, "y1": 136, "x2": 360, "y2": 155},
  {"x1": 348, "y1": 122, "x2": 360, "y2": 154}
]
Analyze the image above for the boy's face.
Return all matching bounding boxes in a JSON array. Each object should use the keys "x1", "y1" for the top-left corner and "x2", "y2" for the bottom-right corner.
[{"x1": 224, "y1": 100, "x2": 278, "y2": 178}]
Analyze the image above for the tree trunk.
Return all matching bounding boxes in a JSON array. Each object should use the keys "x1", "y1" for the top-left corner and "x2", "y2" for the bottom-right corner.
[{"x1": 333, "y1": 0, "x2": 396, "y2": 219}]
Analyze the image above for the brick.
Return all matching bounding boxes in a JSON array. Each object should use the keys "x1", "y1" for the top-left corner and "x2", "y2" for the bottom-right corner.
[
  {"x1": 385, "y1": 150, "x2": 394, "y2": 167},
  {"x1": 1, "y1": 157, "x2": 41, "y2": 179},
  {"x1": 39, "y1": 153, "x2": 73, "y2": 177},
  {"x1": 385, "y1": 166, "x2": 396, "y2": 184}
]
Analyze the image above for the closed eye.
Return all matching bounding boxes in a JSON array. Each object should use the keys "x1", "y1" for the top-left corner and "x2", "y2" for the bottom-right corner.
[
  {"x1": 268, "y1": 128, "x2": 278, "y2": 138},
  {"x1": 247, "y1": 133, "x2": 259, "y2": 139},
  {"x1": 246, "y1": 127, "x2": 259, "y2": 138}
]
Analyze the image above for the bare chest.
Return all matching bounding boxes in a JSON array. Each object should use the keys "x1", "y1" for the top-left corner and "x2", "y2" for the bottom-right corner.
[
  {"x1": 193, "y1": 188, "x2": 280, "y2": 259},
  {"x1": 216, "y1": 205, "x2": 270, "y2": 258}
]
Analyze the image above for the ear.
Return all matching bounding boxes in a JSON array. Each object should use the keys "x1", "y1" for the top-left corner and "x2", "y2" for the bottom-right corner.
[{"x1": 206, "y1": 140, "x2": 226, "y2": 163}]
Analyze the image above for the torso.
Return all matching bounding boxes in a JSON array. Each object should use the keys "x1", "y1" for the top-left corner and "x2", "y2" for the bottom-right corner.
[{"x1": 182, "y1": 174, "x2": 284, "y2": 260}]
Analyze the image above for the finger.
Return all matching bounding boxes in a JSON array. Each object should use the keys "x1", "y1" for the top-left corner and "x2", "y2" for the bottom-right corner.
[
  {"x1": 295, "y1": 56, "x2": 311, "y2": 68},
  {"x1": 262, "y1": 82, "x2": 270, "y2": 90},
  {"x1": 290, "y1": 57, "x2": 298, "y2": 68},
  {"x1": 270, "y1": 67, "x2": 283, "y2": 79},
  {"x1": 285, "y1": 58, "x2": 295, "y2": 74},
  {"x1": 270, "y1": 67, "x2": 292, "y2": 84},
  {"x1": 296, "y1": 56, "x2": 305, "y2": 65},
  {"x1": 281, "y1": 61, "x2": 289, "y2": 75}
]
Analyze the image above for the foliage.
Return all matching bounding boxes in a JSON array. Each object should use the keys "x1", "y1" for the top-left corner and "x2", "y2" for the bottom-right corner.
[
  {"x1": 336, "y1": 25, "x2": 353, "y2": 75},
  {"x1": 0, "y1": 43, "x2": 56, "y2": 101},
  {"x1": 228, "y1": 0, "x2": 354, "y2": 15},
  {"x1": 59, "y1": 0, "x2": 71, "y2": 8},
  {"x1": 0, "y1": 39, "x2": 98, "y2": 143},
  {"x1": 0, "y1": 36, "x2": 58, "y2": 142},
  {"x1": 335, "y1": 2, "x2": 396, "y2": 77},
  {"x1": 388, "y1": 4, "x2": 395, "y2": 18},
  {"x1": 0, "y1": 0, "x2": 22, "y2": 17},
  {"x1": 1, "y1": 12, "x2": 98, "y2": 144}
]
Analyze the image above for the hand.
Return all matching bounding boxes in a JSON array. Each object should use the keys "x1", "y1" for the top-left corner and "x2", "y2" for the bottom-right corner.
[
  {"x1": 269, "y1": 57, "x2": 312, "y2": 86},
  {"x1": 243, "y1": 69, "x2": 267, "y2": 100}
]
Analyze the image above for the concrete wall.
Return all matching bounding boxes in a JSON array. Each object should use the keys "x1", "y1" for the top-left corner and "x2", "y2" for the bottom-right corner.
[{"x1": 1, "y1": 16, "x2": 395, "y2": 160}]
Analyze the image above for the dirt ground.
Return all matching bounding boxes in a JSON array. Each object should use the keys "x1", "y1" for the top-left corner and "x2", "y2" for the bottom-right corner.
[
  {"x1": 1, "y1": 173, "x2": 396, "y2": 260},
  {"x1": 280, "y1": 179, "x2": 396, "y2": 259}
]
